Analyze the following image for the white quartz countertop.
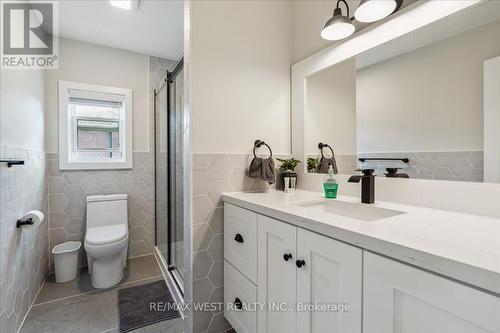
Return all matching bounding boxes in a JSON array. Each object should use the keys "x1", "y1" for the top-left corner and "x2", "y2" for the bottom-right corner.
[{"x1": 221, "y1": 189, "x2": 500, "y2": 295}]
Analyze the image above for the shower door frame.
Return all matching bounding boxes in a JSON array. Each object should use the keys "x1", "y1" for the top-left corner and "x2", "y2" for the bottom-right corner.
[{"x1": 154, "y1": 58, "x2": 185, "y2": 296}]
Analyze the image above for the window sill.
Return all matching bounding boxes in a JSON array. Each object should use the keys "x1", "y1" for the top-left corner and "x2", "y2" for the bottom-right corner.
[{"x1": 59, "y1": 160, "x2": 133, "y2": 171}]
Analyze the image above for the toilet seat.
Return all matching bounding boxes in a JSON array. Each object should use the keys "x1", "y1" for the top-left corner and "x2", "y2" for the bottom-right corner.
[{"x1": 85, "y1": 225, "x2": 127, "y2": 246}]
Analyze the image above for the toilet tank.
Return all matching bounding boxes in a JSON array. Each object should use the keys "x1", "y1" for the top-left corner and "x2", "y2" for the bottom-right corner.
[{"x1": 86, "y1": 194, "x2": 128, "y2": 229}]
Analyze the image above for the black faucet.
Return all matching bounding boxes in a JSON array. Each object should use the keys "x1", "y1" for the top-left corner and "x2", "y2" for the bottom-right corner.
[{"x1": 348, "y1": 169, "x2": 375, "y2": 204}]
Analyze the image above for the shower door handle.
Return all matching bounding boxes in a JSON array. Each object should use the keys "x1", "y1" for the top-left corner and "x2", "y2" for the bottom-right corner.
[{"x1": 234, "y1": 233, "x2": 244, "y2": 243}]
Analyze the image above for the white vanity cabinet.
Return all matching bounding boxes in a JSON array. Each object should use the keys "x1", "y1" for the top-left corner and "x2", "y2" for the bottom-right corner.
[
  {"x1": 363, "y1": 252, "x2": 500, "y2": 333},
  {"x1": 257, "y1": 214, "x2": 362, "y2": 333},
  {"x1": 223, "y1": 201, "x2": 499, "y2": 333},
  {"x1": 224, "y1": 203, "x2": 259, "y2": 333},
  {"x1": 257, "y1": 214, "x2": 298, "y2": 333},
  {"x1": 296, "y1": 226, "x2": 362, "y2": 333},
  {"x1": 224, "y1": 203, "x2": 258, "y2": 283},
  {"x1": 224, "y1": 203, "x2": 363, "y2": 333}
]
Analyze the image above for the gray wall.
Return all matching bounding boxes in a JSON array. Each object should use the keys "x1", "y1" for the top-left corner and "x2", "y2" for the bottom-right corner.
[
  {"x1": 47, "y1": 152, "x2": 155, "y2": 267},
  {"x1": 0, "y1": 148, "x2": 48, "y2": 332},
  {"x1": 357, "y1": 21, "x2": 500, "y2": 153},
  {"x1": 0, "y1": 43, "x2": 178, "y2": 332},
  {"x1": 0, "y1": 66, "x2": 49, "y2": 333},
  {"x1": 46, "y1": 55, "x2": 177, "y2": 268},
  {"x1": 45, "y1": 38, "x2": 152, "y2": 153},
  {"x1": 358, "y1": 151, "x2": 484, "y2": 182}
]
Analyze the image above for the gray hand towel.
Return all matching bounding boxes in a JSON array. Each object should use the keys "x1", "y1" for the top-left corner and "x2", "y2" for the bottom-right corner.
[
  {"x1": 317, "y1": 156, "x2": 338, "y2": 174},
  {"x1": 249, "y1": 157, "x2": 276, "y2": 184}
]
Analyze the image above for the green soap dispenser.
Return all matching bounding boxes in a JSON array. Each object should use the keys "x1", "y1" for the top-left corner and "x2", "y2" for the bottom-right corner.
[{"x1": 323, "y1": 165, "x2": 339, "y2": 199}]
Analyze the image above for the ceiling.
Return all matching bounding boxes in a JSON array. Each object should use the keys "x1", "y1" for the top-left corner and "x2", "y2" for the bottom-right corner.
[{"x1": 58, "y1": 0, "x2": 183, "y2": 60}]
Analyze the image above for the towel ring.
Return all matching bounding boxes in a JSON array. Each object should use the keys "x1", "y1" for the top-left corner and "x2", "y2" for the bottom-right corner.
[
  {"x1": 318, "y1": 142, "x2": 334, "y2": 158},
  {"x1": 254, "y1": 140, "x2": 273, "y2": 158}
]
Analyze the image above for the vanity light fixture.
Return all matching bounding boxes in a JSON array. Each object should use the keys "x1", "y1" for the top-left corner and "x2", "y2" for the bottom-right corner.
[
  {"x1": 321, "y1": 0, "x2": 355, "y2": 41},
  {"x1": 354, "y1": 0, "x2": 397, "y2": 23},
  {"x1": 110, "y1": 0, "x2": 139, "y2": 11}
]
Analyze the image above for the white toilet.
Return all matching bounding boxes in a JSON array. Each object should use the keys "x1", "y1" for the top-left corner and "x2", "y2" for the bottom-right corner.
[{"x1": 84, "y1": 194, "x2": 129, "y2": 289}]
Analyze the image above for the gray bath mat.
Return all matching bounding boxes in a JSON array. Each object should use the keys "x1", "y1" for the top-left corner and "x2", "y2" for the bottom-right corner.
[{"x1": 118, "y1": 280, "x2": 180, "y2": 332}]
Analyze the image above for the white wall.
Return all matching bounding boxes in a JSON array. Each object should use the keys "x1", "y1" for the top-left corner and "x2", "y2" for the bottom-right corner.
[
  {"x1": 483, "y1": 56, "x2": 500, "y2": 183},
  {"x1": 357, "y1": 21, "x2": 500, "y2": 153},
  {"x1": 188, "y1": 2, "x2": 293, "y2": 332},
  {"x1": 291, "y1": 0, "x2": 359, "y2": 63},
  {"x1": 45, "y1": 38, "x2": 150, "y2": 153},
  {"x1": 306, "y1": 58, "x2": 356, "y2": 155},
  {"x1": 1, "y1": 69, "x2": 45, "y2": 151},
  {"x1": 190, "y1": 0, "x2": 292, "y2": 154}
]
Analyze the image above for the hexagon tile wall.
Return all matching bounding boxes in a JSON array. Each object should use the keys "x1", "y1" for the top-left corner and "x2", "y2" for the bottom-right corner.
[
  {"x1": 191, "y1": 153, "x2": 287, "y2": 333},
  {"x1": 0, "y1": 147, "x2": 49, "y2": 333},
  {"x1": 47, "y1": 152, "x2": 155, "y2": 268},
  {"x1": 357, "y1": 151, "x2": 483, "y2": 182},
  {"x1": 45, "y1": 55, "x2": 178, "y2": 270}
]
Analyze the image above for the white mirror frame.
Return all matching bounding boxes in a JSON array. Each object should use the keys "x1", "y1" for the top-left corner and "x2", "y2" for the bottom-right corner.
[{"x1": 291, "y1": 0, "x2": 481, "y2": 179}]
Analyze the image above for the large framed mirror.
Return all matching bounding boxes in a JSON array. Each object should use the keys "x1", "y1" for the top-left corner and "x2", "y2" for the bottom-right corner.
[{"x1": 293, "y1": 0, "x2": 500, "y2": 183}]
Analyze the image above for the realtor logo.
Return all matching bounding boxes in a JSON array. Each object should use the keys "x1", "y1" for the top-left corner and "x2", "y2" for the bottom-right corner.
[{"x1": 1, "y1": 1, "x2": 58, "y2": 69}]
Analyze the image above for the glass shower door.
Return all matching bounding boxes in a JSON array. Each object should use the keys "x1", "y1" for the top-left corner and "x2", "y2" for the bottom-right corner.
[
  {"x1": 155, "y1": 84, "x2": 169, "y2": 262},
  {"x1": 168, "y1": 66, "x2": 184, "y2": 289},
  {"x1": 155, "y1": 60, "x2": 184, "y2": 292}
]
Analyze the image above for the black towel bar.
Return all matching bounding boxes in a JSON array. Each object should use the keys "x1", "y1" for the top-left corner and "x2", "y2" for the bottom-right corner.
[
  {"x1": 0, "y1": 159, "x2": 25, "y2": 167},
  {"x1": 358, "y1": 157, "x2": 410, "y2": 163}
]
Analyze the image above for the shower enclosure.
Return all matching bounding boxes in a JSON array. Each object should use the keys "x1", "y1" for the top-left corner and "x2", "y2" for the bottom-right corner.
[{"x1": 154, "y1": 59, "x2": 184, "y2": 292}]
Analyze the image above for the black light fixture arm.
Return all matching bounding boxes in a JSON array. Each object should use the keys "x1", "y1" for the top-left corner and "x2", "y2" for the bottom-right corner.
[{"x1": 336, "y1": 0, "x2": 350, "y2": 17}]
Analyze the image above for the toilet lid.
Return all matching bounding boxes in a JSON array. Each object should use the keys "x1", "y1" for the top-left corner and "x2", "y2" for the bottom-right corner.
[{"x1": 85, "y1": 225, "x2": 127, "y2": 245}]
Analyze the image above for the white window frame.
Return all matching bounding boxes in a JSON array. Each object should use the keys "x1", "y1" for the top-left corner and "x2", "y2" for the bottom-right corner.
[{"x1": 58, "y1": 80, "x2": 133, "y2": 170}]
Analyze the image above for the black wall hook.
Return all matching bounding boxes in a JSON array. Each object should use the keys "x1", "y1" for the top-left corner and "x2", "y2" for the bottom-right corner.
[
  {"x1": 318, "y1": 142, "x2": 334, "y2": 158},
  {"x1": 253, "y1": 140, "x2": 273, "y2": 158}
]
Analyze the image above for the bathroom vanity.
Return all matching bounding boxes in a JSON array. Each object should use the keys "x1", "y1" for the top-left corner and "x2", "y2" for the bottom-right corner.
[{"x1": 222, "y1": 190, "x2": 499, "y2": 333}]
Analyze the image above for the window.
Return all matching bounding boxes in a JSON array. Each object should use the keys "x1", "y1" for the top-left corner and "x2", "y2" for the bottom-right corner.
[{"x1": 58, "y1": 81, "x2": 133, "y2": 170}]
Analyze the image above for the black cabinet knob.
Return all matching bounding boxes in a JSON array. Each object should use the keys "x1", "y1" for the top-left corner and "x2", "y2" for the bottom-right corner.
[
  {"x1": 296, "y1": 259, "x2": 306, "y2": 268},
  {"x1": 234, "y1": 297, "x2": 242, "y2": 310},
  {"x1": 283, "y1": 253, "x2": 293, "y2": 261},
  {"x1": 234, "y1": 233, "x2": 244, "y2": 243}
]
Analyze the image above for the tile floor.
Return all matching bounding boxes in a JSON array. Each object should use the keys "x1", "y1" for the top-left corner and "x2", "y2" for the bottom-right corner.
[{"x1": 20, "y1": 255, "x2": 185, "y2": 333}]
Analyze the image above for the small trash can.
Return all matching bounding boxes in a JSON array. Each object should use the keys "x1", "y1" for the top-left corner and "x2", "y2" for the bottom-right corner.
[{"x1": 52, "y1": 241, "x2": 81, "y2": 283}]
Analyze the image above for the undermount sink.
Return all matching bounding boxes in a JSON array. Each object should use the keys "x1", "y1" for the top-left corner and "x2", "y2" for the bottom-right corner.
[{"x1": 295, "y1": 199, "x2": 406, "y2": 222}]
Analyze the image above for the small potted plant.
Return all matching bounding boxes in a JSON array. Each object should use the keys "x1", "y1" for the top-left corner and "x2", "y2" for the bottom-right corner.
[
  {"x1": 307, "y1": 157, "x2": 320, "y2": 173},
  {"x1": 276, "y1": 158, "x2": 302, "y2": 191}
]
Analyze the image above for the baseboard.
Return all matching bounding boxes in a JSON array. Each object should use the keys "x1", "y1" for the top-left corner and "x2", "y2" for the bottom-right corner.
[{"x1": 48, "y1": 252, "x2": 156, "y2": 274}]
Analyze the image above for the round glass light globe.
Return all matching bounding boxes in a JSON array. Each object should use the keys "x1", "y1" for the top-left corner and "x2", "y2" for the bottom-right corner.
[
  {"x1": 321, "y1": 22, "x2": 355, "y2": 40},
  {"x1": 355, "y1": 0, "x2": 397, "y2": 23}
]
